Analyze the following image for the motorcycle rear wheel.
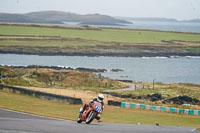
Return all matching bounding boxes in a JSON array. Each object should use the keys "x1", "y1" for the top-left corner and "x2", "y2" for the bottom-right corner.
[{"x1": 86, "y1": 111, "x2": 95, "y2": 124}]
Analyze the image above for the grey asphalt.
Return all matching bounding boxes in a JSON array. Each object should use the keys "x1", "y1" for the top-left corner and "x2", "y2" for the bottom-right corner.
[
  {"x1": 0, "y1": 109, "x2": 198, "y2": 133},
  {"x1": 105, "y1": 83, "x2": 147, "y2": 92}
]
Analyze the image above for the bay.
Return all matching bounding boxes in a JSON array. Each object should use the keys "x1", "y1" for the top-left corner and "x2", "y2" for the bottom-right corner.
[
  {"x1": 0, "y1": 54, "x2": 200, "y2": 84},
  {"x1": 64, "y1": 21, "x2": 200, "y2": 33}
]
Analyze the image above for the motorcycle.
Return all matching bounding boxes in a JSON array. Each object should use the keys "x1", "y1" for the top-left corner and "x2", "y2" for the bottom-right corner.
[{"x1": 77, "y1": 101, "x2": 102, "y2": 124}]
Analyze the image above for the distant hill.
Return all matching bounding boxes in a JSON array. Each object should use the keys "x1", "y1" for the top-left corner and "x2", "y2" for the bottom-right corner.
[
  {"x1": 0, "y1": 11, "x2": 131, "y2": 25},
  {"x1": 182, "y1": 19, "x2": 200, "y2": 23},
  {"x1": 116, "y1": 17, "x2": 200, "y2": 23},
  {"x1": 116, "y1": 17, "x2": 178, "y2": 22}
]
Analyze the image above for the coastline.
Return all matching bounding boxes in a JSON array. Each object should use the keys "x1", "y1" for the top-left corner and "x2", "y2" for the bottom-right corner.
[{"x1": 1, "y1": 50, "x2": 200, "y2": 57}]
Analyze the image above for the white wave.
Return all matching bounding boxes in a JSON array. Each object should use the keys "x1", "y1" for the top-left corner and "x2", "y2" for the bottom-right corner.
[
  {"x1": 185, "y1": 56, "x2": 200, "y2": 59},
  {"x1": 57, "y1": 65, "x2": 67, "y2": 68},
  {"x1": 154, "y1": 56, "x2": 168, "y2": 59},
  {"x1": 142, "y1": 56, "x2": 168, "y2": 59},
  {"x1": 170, "y1": 56, "x2": 180, "y2": 58}
]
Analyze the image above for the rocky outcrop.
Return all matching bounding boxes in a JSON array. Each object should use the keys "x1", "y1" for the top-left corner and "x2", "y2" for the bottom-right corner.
[{"x1": 111, "y1": 69, "x2": 123, "y2": 72}]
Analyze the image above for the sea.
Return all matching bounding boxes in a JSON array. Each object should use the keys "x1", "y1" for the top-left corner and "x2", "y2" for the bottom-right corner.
[
  {"x1": 63, "y1": 20, "x2": 200, "y2": 33},
  {"x1": 0, "y1": 54, "x2": 200, "y2": 85}
]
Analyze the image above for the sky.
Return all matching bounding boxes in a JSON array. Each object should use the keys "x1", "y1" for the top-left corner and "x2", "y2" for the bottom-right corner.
[{"x1": 0, "y1": 0, "x2": 200, "y2": 20}]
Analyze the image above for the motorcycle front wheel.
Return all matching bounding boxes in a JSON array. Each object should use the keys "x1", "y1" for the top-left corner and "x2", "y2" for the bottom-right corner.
[
  {"x1": 77, "y1": 113, "x2": 82, "y2": 123},
  {"x1": 86, "y1": 111, "x2": 95, "y2": 124}
]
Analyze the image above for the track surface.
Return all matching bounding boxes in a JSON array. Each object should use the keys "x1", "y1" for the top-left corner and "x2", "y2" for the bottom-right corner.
[{"x1": 0, "y1": 109, "x2": 198, "y2": 133}]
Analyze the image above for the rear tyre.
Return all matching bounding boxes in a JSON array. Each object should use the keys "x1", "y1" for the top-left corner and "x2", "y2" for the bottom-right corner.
[{"x1": 86, "y1": 111, "x2": 95, "y2": 124}]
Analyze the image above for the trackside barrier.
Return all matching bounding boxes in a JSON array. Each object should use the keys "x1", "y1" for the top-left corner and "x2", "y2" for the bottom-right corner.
[
  {"x1": 130, "y1": 103, "x2": 136, "y2": 108},
  {"x1": 169, "y1": 107, "x2": 175, "y2": 113},
  {"x1": 179, "y1": 109, "x2": 185, "y2": 114},
  {"x1": 121, "y1": 102, "x2": 126, "y2": 107},
  {"x1": 151, "y1": 105, "x2": 156, "y2": 111},
  {"x1": 160, "y1": 106, "x2": 166, "y2": 111},
  {"x1": 140, "y1": 104, "x2": 146, "y2": 109},
  {"x1": 0, "y1": 84, "x2": 82, "y2": 104},
  {"x1": 108, "y1": 100, "x2": 200, "y2": 116},
  {"x1": 145, "y1": 105, "x2": 151, "y2": 110},
  {"x1": 107, "y1": 100, "x2": 121, "y2": 106},
  {"x1": 194, "y1": 110, "x2": 198, "y2": 115},
  {"x1": 188, "y1": 110, "x2": 194, "y2": 115},
  {"x1": 184, "y1": 109, "x2": 189, "y2": 115}
]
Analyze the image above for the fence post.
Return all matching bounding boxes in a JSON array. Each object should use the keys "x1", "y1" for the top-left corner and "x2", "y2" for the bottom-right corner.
[
  {"x1": 0, "y1": 71, "x2": 2, "y2": 83},
  {"x1": 153, "y1": 79, "x2": 156, "y2": 90}
]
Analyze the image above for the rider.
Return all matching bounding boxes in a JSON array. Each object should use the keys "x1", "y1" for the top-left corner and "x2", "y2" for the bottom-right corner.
[{"x1": 80, "y1": 94, "x2": 104, "y2": 122}]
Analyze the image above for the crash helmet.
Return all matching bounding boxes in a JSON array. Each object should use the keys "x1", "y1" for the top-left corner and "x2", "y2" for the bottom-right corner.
[{"x1": 97, "y1": 94, "x2": 104, "y2": 102}]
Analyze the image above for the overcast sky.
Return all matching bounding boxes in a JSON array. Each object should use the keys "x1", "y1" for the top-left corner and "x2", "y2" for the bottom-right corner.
[{"x1": 1, "y1": 0, "x2": 200, "y2": 20}]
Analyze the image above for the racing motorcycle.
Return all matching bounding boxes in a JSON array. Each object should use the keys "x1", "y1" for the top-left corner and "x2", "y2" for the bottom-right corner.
[{"x1": 77, "y1": 101, "x2": 102, "y2": 124}]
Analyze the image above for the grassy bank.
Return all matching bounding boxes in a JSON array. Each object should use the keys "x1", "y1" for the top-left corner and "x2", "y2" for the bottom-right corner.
[
  {"x1": 0, "y1": 66, "x2": 126, "y2": 91},
  {"x1": 0, "y1": 89, "x2": 200, "y2": 127},
  {"x1": 0, "y1": 23, "x2": 200, "y2": 56}
]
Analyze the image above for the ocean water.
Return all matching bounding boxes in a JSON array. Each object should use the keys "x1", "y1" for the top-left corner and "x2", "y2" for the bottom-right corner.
[
  {"x1": 123, "y1": 21, "x2": 200, "y2": 33},
  {"x1": 1, "y1": 54, "x2": 200, "y2": 84},
  {"x1": 64, "y1": 21, "x2": 200, "y2": 33}
]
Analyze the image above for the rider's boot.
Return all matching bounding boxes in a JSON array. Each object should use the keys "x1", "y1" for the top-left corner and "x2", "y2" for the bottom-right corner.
[{"x1": 97, "y1": 114, "x2": 102, "y2": 123}]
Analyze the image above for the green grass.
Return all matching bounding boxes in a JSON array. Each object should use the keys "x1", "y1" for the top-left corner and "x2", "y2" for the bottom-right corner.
[
  {"x1": 1, "y1": 25, "x2": 200, "y2": 44},
  {"x1": 0, "y1": 67, "x2": 126, "y2": 91},
  {"x1": 0, "y1": 89, "x2": 78, "y2": 120},
  {"x1": 0, "y1": 89, "x2": 200, "y2": 127},
  {"x1": 0, "y1": 24, "x2": 200, "y2": 55},
  {"x1": 118, "y1": 83, "x2": 200, "y2": 100},
  {"x1": 0, "y1": 39, "x2": 101, "y2": 47},
  {"x1": 185, "y1": 47, "x2": 200, "y2": 53}
]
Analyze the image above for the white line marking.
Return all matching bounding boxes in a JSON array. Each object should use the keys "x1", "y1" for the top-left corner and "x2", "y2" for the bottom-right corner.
[{"x1": 191, "y1": 129, "x2": 196, "y2": 132}]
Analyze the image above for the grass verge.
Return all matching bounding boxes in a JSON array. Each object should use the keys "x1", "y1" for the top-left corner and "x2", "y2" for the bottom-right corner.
[{"x1": 0, "y1": 89, "x2": 199, "y2": 127}]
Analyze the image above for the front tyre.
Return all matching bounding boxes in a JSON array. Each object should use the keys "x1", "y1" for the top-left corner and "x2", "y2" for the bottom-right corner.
[
  {"x1": 77, "y1": 113, "x2": 82, "y2": 123},
  {"x1": 86, "y1": 111, "x2": 95, "y2": 124}
]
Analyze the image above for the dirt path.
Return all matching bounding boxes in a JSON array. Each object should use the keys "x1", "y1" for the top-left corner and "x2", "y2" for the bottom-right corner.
[
  {"x1": 104, "y1": 83, "x2": 146, "y2": 92},
  {"x1": 15, "y1": 83, "x2": 147, "y2": 105},
  {"x1": 16, "y1": 86, "x2": 123, "y2": 104}
]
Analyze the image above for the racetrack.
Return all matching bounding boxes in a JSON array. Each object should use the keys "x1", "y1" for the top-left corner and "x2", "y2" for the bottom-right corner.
[{"x1": 0, "y1": 109, "x2": 198, "y2": 133}]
